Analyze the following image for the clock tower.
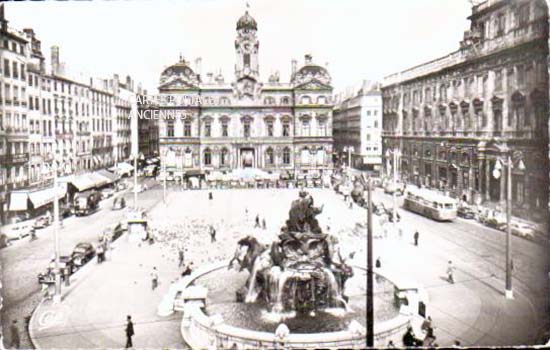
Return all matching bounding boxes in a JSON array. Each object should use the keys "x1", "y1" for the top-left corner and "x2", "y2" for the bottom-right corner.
[{"x1": 235, "y1": 10, "x2": 259, "y2": 81}]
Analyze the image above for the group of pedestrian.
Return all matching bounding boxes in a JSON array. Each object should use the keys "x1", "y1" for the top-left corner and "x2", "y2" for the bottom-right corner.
[
  {"x1": 401, "y1": 317, "x2": 439, "y2": 348},
  {"x1": 254, "y1": 215, "x2": 267, "y2": 230}
]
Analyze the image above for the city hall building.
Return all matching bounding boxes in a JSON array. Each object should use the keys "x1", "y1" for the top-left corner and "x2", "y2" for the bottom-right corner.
[
  {"x1": 154, "y1": 11, "x2": 334, "y2": 178},
  {"x1": 381, "y1": 0, "x2": 549, "y2": 220}
]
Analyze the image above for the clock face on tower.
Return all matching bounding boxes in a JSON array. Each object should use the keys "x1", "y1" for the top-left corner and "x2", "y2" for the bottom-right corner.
[{"x1": 243, "y1": 43, "x2": 251, "y2": 52}]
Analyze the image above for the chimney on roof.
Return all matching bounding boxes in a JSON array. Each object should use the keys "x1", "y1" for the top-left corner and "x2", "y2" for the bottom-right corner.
[
  {"x1": 0, "y1": 4, "x2": 8, "y2": 32},
  {"x1": 51, "y1": 46, "x2": 60, "y2": 75}
]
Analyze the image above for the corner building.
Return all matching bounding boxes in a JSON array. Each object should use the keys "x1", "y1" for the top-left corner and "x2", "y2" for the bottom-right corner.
[
  {"x1": 382, "y1": 0, "x2": 549, "y2": 220},
  {"x1": 156, "y1": 11, "x2": 334, "y2": 178}
]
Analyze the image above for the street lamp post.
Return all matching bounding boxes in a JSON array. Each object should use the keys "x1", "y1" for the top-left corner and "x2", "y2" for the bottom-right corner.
[
  {"x1": 492, "y1": 147, "x2": 524, "y2": 299},
  {"x1": 385, "y1": 147, "x2": 401, "y2": 235},
  {"x1": 366, "y1": 175, "x2": 374, "y2": 346},
  {"x1": 52, "y1": 152, "x2": 62, "y2": 303}
]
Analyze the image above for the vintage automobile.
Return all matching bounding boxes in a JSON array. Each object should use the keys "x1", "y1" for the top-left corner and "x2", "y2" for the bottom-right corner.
[
  {"x1": 102, "y1": 222, "x2": 126, "y2": 243},
  {"x1": 2, "y1": 220, "x2": 35, "y2": 241},
  {"x1": 384, "y1": 182, "x2": 405, "y2": 196},
  {"x1": 38, "y1": 256, "x2": 73, "y2": 284},
  {"x1": 74, "y1": 190, "x2": 101, "y2": 216},
  {"x1": 33, "y1": 215, "x2": 52, "y2": 229},
  {"x1": 457, "y1": 206, "x2": 476, "y2": 219},
  {"x1": 498, "y1": 222, "x2": 536, "y2": 240},
  {"x1": 71, "y1": 242, "x2": 96, "y2": 268}
]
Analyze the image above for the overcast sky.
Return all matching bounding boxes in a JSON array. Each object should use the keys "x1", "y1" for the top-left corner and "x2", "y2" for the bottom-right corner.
[{"x1": 5, "y1": 0, "x2": 472, "y2": 94}]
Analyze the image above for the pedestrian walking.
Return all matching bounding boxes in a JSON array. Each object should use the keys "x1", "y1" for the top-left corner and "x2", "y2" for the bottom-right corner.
[
  {"x1": 151, "y1": 267, "x2": 159, "y2": 290},
  {"x1": 387, "y1": 340, "x2": 395, "y2": 348},
  {"x1": 178, "y1": 247, "x2": 185, "y2": 267},
  {"x1": 447, "y1": 261, "x2": 455, "y2": 284},
  {"x1": 181, "y1": 262, "x2": 194, "y2": 277},
  {"x1": 261, "y1": 218, "x2": 266, "y2": 230},
  {"x1": 414, "y1": 230, "x2": 419, "y2": 246},
  {"x1": 125, "y1": 315, "x2": 134, "y2": 348},
  {"x1": 398, "y1": 226, "x2": 403, "y2": 240},
  {"x1": 9, "y1": 320, "x2": 19, "y2": 349},
  {"x1": 208, "y1": 191, "x2": 213, "y2": 200},
  {"x1": 375, "y1": 257, "x2": 381, "y2": 268},
  {"x1": 255, "y1": 215, "x2": 260, "y2": 228},
  {"x1": 97, "y1": 244, "x2": 105, "y2": 264},
  {"x1": 209, "y1": 225, "x2": 217, "y2": 243}
]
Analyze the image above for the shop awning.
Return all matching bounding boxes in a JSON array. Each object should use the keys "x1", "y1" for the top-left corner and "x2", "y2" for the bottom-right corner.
[
  {"x1": 9, "y1": 192, "x2": 29, "y2": 211},
  {"x1": 88, "y1": 172, "x2": 110, "y2": 188},
  {"x1": 185, "y1": 169, "x2": 204, "y2": 177},
  {"x1": 28, "y1": 187, "x2": 67, "y2": 209},
  {"x1": 95, "y1": 169, "x2": 120, "y2": 184},
  {"x1": 71, "y1": 174, "x2": 97, "y2": 192}
]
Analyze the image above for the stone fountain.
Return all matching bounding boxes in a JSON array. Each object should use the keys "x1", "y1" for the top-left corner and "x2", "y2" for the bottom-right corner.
[
  {"x1": 168, "y1": 190, "x2": 426, "y2": 349},
  {"x1": 230, "y1": 190, "x2": 353, "y2": 314}
]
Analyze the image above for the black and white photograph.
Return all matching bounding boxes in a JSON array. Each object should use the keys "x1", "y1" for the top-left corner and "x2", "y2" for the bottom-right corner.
[{"x1": 0, "y1": 0, "x2": 549, "y2": 348}]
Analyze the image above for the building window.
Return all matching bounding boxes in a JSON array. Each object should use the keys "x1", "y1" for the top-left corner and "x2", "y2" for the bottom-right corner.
[
  {"x1": 221, "y1": 148, "x2": 229, "y2": 166},
  {"x1": 517, "y1": 4, "x2": 529, "y2": 27},
  {"x1": 167, "y1": 120, "x2": 175, "y2": 137},
  {"x1": 204, "y1": 122, "x2": 211, "y2": 137},
  {"x1": 317, "y1": 96, "x2": 326, "y2": 104},
  {"x1": 283, "y1": 147, "x2": 291, "y2": 165},
  {"x1": 222, "y1": 121, "x2": 228, "y2": 137},
  {"x1": 300, "y1": 96, "x2": 311, "y2": 104},
  {"x1": 281, "y1": 97, "x2": 290, "y2": 105},
  {"x1": 318, "y1": 119, "x2": 327, "y2": 136},
  {"x1": 244, "y1": 54, "x2": 250, "y2": 67},
  {"x1": 366, "y1": 134, "x2": 371, "y2": 141},
  {"x1": 266, "y1": 148, "x2": 274, "y2": 165},
  {"x1": 184, "y1": 121, "x2": 191, "y2": 136},
  {"x1": 282, "y1": 121, "x2": 290, "y2": 136},
  {"x1": 496, "y1": 13, "x2": 506, "y2": 37},
  {"x1": 374, "y1": 120, "x2": 378, "y2": 128},
  {"x1": 267, "y1": 121, "x2": 274, "y2": 136},
  {"x1": 516, "y1": 65, "x2": 525, "y2": 87},
  {"x1": 302, "y1": 120, "x2": 310, "y2": 136},
  {"x1": 243, "y1": 121, "x2": 251, "y2": 137},
  {"x1": 494, "y1": 109, "x2": 503, "y2": 131},
  {"x1": 204, "y1": 148, "x2": 212, "y2": 166},
  {"x1": 494, "y1": 70, "x2": 502, "y2": 91}
]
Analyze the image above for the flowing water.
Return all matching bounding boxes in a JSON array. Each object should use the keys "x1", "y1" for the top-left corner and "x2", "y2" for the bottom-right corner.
[{"x1": 194, "y1": 267, "x2": 399, "y2": 333}]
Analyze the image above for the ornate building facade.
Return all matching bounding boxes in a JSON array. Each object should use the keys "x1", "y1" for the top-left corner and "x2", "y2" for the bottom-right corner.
[
  {"x1": 333, "y1": 80, "x2": 382, "y2": 171},
  {"x1": 156, "y1": 11, "x2": 333, "y2": 177},
  {"x1": 382, "y1": 0, "x2": 549, "y2": 219}
]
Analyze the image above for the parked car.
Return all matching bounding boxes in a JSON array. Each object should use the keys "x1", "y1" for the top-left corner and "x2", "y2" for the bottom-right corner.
[
  {"x1": 457, "y1": 206, "x2": 476, "y2": 219},
  {"x1": 71, "y1": 242, "x2": 96, "y2": 268},
  {"x1": 38, "y1": 256, "x2": 73, "y2": 284},
  {"x1": 498, "y1": 222, "x2": 536, "y2": 240},
  {"x1": 74, "y1": 190, "x2": 101, "y2": 216},
  {"x1": 102, "y1": 222, "x2": 126, "y2": 242},
  {"x1": 2, "y1": 220, "x2": 35, "y2": 241},
  {"x1": 384, "y1": 183, "x2": 404, "y2": 196},
  {"x1": 101, "y1": 187, "x2": 116, "y2": 199},
  {"x1": 481, "y1": 213, "x2": 507, "y2": 229},
  {"x1": 33, "y1": 215, "x2": 52, "y2": 229}
]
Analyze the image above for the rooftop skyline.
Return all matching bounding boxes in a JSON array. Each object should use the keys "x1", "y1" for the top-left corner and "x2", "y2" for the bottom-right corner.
[{"x1": 5, "y1": 0, "x2": 471, "y2": 94}]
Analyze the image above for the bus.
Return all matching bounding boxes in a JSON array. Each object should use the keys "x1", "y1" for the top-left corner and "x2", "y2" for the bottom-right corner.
[{"x1": 403, "y1": 188, "x2": 457, "y2": 221}]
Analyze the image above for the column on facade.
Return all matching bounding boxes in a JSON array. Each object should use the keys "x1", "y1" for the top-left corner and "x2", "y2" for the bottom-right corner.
[
  {"x1": 499, "y1": 159, "x2": 506, "y2": 207},
  {"x1": 484, "y1": 158, "x2": 490, "y2": 202}
]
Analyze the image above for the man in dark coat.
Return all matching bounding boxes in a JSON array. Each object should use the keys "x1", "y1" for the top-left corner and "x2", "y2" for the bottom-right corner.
[
  {"x1": 414, "y1": 231, "x2": 419, "y2": 246},
  {"x1": 125, "y1": 315, "x2": 134, "y2": 348}
]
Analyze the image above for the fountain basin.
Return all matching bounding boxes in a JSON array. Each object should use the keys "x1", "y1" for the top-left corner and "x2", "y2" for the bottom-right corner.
[{"x1": 177, "y1": 261, "x2": 425, "y2": 349}]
